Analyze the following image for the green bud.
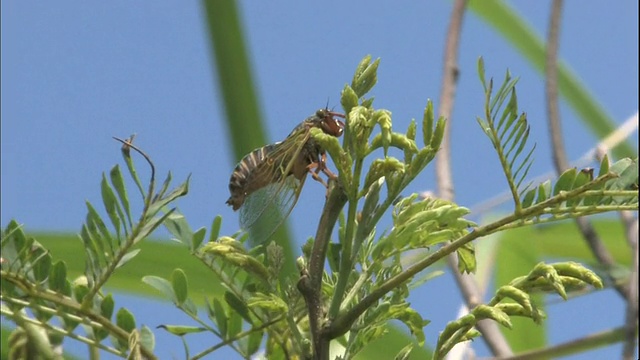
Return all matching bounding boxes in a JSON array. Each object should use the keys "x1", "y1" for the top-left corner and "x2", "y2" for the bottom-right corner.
[
  {"x1": 406, "y1": 119, "x2": 417, "y2": 141},
  {"x1": 363, "y1": 157, "x2": 404, "y2": 192},
  {"x1": 352, "y1": 57, "x2": 380, "y2": 97},
  {"x1": 552, "y1": 262, "x2": 603, "y2": 289},
  {"x1": 430, "y1": 116, "x2": 447, "y2": 151},
  {"x1": 495, "y1": 285, "x2": 532, "y2": 312},
  {"x1": 473, "y1": 304, "x2": 512, "y2": 329},
  {"x1": 341, "y1": 85, "x2": 359, "y2": 115},
  {"x1": 422, "y1": 100, "x2": 434, "y2": 146},
  {"x1": 373, "y1": 109, "x2": 393, "y2": 154}
]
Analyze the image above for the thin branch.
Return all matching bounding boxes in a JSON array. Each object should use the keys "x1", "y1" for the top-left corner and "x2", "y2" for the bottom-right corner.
[
  {"x1": 497, "y1": 326, "x2": 628, "y2": 360},
  {"x1": 329, "y1": 173, "x2": 615, "y2": 338},
  {"x1": 545, "y1": 0, "x2": 568, "y2": 172},
  {"x1": 2, "y1": 306, "x2": 124, "y2": 357},
  {"x1": 434, "y1": 0, "x2": 513, "y2": 356},
  {"x1": 544, "y1": 0, "x2": 630, "y2": 301},
  {"x1": 434, "y1": 0, "x2": 463, "y2": 202},
  {"x1": 297, "y1": 179, "x2": 347, "y2": 360},
  {"x1": 1, "y1": 271, "x2": 158, "y2": 360},
  {"x1": 621, "y1": 213, "x2": 639, "y2": 360},
  {"x1": 190, "y1": 317, "x2": 284, "y2": 360},
  {"x1": 470, "y1": 112, "x2": 638, "y2": 216}
]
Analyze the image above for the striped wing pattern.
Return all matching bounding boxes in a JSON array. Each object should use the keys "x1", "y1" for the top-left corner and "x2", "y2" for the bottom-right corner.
[{"x1": 226, "y1": 109, "x2": 344, "y2": 243}]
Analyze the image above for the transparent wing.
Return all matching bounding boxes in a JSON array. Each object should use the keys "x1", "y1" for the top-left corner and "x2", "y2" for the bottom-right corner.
[{"x1": 239, "y1": 174, "x2": 305, "y2": 244}]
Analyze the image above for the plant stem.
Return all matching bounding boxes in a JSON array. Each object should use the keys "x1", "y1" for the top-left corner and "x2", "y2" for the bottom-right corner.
[
  {"x1": 298, "y1": 179, "x2": 347, "y2": 360},
  {"x1": 328, "y1": 158, "x2": 363, "y2": 317}
]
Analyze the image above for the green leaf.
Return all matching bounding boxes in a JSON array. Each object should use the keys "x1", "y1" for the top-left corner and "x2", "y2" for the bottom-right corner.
[
  {"x1": 133, "y1": 209, "x2": 176, "y2": 245},
  {"x1": 474, "y1": 304, "x2": 511, "y2": 328},
  {"x1": 109, "y1": 165, "x2": 132, "y2": 227},
  {"x1": 352, "y1": 56, "x2": 380, "y2": 97},
  {"x1": 31, "y1": 232, "x2": 226, "y2": 302},
  {"x1": 181, "y1": 298, "x2": 199, "y2": 317},
  {"x1": 101, "y1": 293, "x2": 115, "y2": 320},
  {"x1": 116, "y1": 249, "x2": 140, "y2": 269},
  {"x1": 521, "y1": 187, "x2": 536, "y2": 208},
  {"x1": 85, "y1": 202, "x2": 116, "y2": 254},
  {"x1": 164, "y1": 212, "x2": 193, "y2": 246},
  {"x1": 469, "y1": 0, "x2": 635, "y2": 159},
  {"x1": 189, "y1": 227, "x2": 206, "y2": 252},
  {"x1": 116, "y1": 307, "x2": 136, "y2": 332},
  {"x1": 156, "y1": 171, "x2": 173, "y2": 201},
  {"x1": 598, "y1": 154, "x2": 610, "y2": 177},
  {"x1": 139, "y1": 325, "x2": 155, "y2": 352},
  {"x1": 422, "y1": 100, "x2": 434, "y2": 147},
  {"x1": 118, "y1": 135, "x2": 146, "y2": 198},
  {"x1": 31, "y1": 246, "x2": 51, "y2": 283},
  {"x1": 535, "y1": 180, "x2": 552, "y2": 204},
  {"x1": 100, "y1": 173, "x2": 125, "y2": 237},
  {"x1": 567, "y1": 169, "x2": 593, "y2": 207},
  {"x1": 224, "y1": 291, "x2": 252, "y2": 325},
  {"x1": 73, "y1": 281, "x2": 89, "y2": 303},
  {"x1": 95, "y1": 294, "x2": 115, "y2": 340},
  {"x1": 477, "y1": 57, "x2": 487, "y2": 90},
  {"x1": 114, "y1": 307, "x2": 136, "y2": 350},
  {"x1": 142, "y1": 276, "x2": 175, "y2": 302},
  {"x1": 171, "y1": 269, "x2": 189, "y2": 306},
  {"x1": 145, "y1": 178, "x2": 190, "y2": 218},
  {"x1": 553, "y1": 168, "x2": 578, "y2": 195},
  {"x1": 429, "y1": 117, "x2": 446, "y2": 151},
  {"x1": 157, "y1": 324, "x2": 207, "y2": 336},
  {"x1": 50, "y1": 260, "x2": 68, "y2": 293},
  {"x1": 227, "y1": 311, "x2": 243, "y2": 339},
  {"x1": 391, "y1": 305, "x2": 429, "y2": 346},
  {"x1": 208, "y1": 216, "x2": 223, "y2": 244},
  {"x1": 80, "y1": 224, "x2": 99, "y2": 273},
  {"x1": 212, "y1": 297, "x2": 228, "y2": 338},
  {"x1": 246, "y1": 330, "x2": 264, "y2": 356},
  {"x1": 341, "y1": 85, "x2": 359, "y2": 115},
  {"x1": 607, "y1": 158, "x2": 638, "y2": 193}
]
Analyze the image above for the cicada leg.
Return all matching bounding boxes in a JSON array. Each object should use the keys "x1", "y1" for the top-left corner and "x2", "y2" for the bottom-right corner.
[{"x1": 306, "y1": 152, "x2": 339, "y2": 200}]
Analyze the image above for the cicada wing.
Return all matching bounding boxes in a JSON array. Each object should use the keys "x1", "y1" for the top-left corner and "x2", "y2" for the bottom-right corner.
[{"x1": 239, "y1": 175, "x2": 305, "y2": 244}]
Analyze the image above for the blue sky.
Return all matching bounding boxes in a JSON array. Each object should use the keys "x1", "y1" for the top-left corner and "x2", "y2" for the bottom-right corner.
[{"x1": 2, "y1": 1, "x2": 637, "y2": 359}]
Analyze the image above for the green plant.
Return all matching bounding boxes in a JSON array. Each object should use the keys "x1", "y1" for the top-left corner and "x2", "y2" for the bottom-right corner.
[{"x1": 2, "y1": 56, "x2": 637, "y2": 360}]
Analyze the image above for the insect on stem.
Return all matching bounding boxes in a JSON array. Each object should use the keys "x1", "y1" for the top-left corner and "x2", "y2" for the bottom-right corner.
[{"x1": 225, "y1": 108, "x2": 345, "y2": 243}]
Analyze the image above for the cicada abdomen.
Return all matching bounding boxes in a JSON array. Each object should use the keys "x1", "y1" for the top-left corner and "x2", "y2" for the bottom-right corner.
[{"x1": 226, "y1": 108, "x2": 345, "y2": 243}]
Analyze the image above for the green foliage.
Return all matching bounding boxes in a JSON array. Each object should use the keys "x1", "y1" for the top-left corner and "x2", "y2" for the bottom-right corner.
[
  {"x1": 1, "y1": 137, "x2": 191, "y2": 359},
  {"x1": 1, "y1": 57, "x2": 637, "y2": 360},
  {"x1": 468, "y1": 0, "x2": 635, "y2": 160},
  {"x1": 435, "y1": 262, "x2": 603, "y2": 358}
]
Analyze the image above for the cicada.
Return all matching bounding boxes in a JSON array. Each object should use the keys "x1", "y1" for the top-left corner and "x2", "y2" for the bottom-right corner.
[{"x1": 226, "y1": 108, "x2": 345, "y2": 243}]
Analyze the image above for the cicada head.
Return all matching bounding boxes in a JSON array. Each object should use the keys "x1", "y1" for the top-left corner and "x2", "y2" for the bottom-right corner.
[{"x1": 314, "y1": 109, "x2": 345, "y2": 137}]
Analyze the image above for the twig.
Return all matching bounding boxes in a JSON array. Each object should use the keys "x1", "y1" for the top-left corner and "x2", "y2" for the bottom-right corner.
[
  {"x1": 544, "y1": 0, "x2": 630, "y2": 300},
  {"x1": 545, "y1": 4, "x2": 636, "y2": 357},
  {"x1": 2, "y1": 271, "x2": 157, "y2": 359},
  {"x1": 470, "y1": 112, "x2": 638, "y2": 216},
  {"x1": 545, "y1": 0, "x2": 568, "y2": 172},
  {"x1": 297, "y1": 179, "x2": 347, "y2": 360},
  {"x1": 496, "y1": 326, "x2": 628, "y2": 360},
  {"x1": 621, "y1": 213, "x2": 638, "y2": 359},
  {"x1": 435, "y1": 0, "x2": 513, "y2": 357}
]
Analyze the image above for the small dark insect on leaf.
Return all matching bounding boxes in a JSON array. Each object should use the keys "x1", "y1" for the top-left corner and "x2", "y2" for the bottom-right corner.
[
  {"x1": 580, "y1": 167, "x2": 594, "y2": 181},
  {"x1": 226, "y1": 109, "x2": 345, "y2": 243}
]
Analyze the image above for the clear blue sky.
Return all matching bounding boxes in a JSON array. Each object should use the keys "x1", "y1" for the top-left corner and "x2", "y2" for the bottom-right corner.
[{"x1": 2, "y1": 2, "x2": 637, "y2": 359}]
